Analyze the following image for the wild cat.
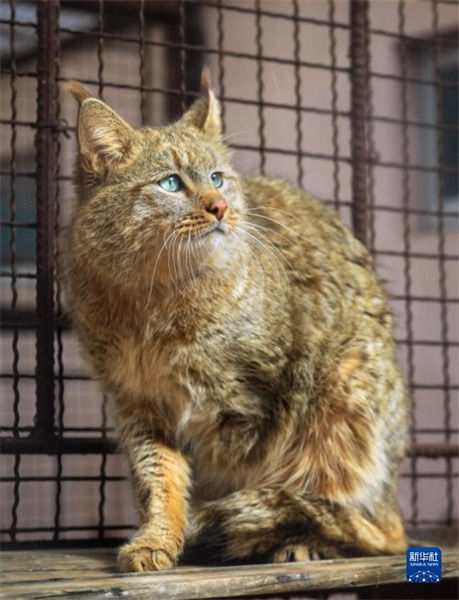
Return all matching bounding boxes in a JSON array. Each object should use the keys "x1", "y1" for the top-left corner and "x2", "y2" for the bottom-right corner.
[{"x1": 65, "y1": 70, "x2": 409, "y2": 572}]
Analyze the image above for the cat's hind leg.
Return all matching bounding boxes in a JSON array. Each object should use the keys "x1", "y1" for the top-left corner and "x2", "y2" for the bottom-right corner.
[
  {"x1": 183, "y1": 488, "x2": 407, "y2": 565},
  {"x1": 273, "y1": 545, "x2": 321, "y2": 562}
]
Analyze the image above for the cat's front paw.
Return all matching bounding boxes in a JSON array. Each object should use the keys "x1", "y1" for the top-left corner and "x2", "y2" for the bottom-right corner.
[
  {"x1": 117, "y1": 543, "x2": 176, "y2": 572},
  {"x1": 273, "y1": 544, "x2": 321, "y2": 563}
]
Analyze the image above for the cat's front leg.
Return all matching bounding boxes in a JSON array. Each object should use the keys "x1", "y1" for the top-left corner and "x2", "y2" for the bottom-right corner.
[{"x1": 117, "y1": 426, "x2": 190, "y2": 572}]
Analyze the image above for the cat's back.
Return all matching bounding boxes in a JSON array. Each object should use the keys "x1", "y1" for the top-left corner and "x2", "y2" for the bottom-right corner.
[
  {"x1": 241, "y1": 175, "x2": 392, "y2": 339},
  {"x1": 242, "y1": 175, "x2": 379, "y2": 285},
  {"x1": 242, "y1": 175, "x2": 366, "y2": 262}
]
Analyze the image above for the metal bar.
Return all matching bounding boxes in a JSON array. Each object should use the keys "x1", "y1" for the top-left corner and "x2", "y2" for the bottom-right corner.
[
  {"x1": 97, "y1": 0, "x2": 104, "y2": 100},
  {"x1": 328, "y1": 0, "x2": 341, "y2": 213},
  {"x1": 34, "y1": 0, "x2": 58, "y2": 437},
  {"x1": 1, "y1": 373, "x2": 91, "y2": 380},
  {"x1": 53, "y1": 0, "x2": 63, "y2": 544},
  {"x1": 179, "y1": 0, "x2": 186, "y2": 112},
  {"x1": 398, "y1": 0, "x2": 418, "y2": 527},
  {"x1": 364, "y1": 3, "x2": 376, "y2": 254},
  {"x1": 0, "y1": 539, "x2": 124, "y2": 551},
  {"x1": 407, "y1": 444, "x2": 459, "y2": 459},
  {"x1": 401, "y1": 473, "x2": 459, "y2": 479},
  {"x1": 0, "y1": 437, "x2": 119, "y2": 455},
  {"x1": 3, "y1": 424, "x2": 457, "y2": 435},
  {"x1": 9, "y1": 0, "x2": 21, "y2": 543},
  {"x1": 98, "y1": 396, "x2": 108, "y2": 540},
  {"x1": 350, "y1": 0, "x2": 369, "y2": 247},
  {"x1": 2, "y1": 437, "x2": 457, "y2": 459},
  {"x1": 255, "y1": 0, "x2": 266, "y2": 176},
  {"x1": 432, "y1": 0, "x2": 454, "y2": 527},
  {"x1": 138, "y1": 0, "x2": 146, "y2": 125},
  {"x1": 217, "y1": 0, "x2": 226, "y2": 133},
  {"x1": 0, "y1": 525, "x2": 134, "y2": 534},
  {"x1": 97, "y1": 0, "x2": 107, "y2": 542},
  {"x1": 1, "y1": 426, "x2": 115, "y2": 433},
  {"x1": 1, "y1": 221, "x2": 37, "y2": 228},
  {"x1": 2, "y1": 476, "x2": 126, "y2": 482},
  {"x1": 293, "y1": 0, "x2": 304, "y2": 189}
]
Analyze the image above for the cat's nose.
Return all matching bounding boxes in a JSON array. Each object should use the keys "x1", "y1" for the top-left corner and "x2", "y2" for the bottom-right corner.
[{"x1": 205, "y1": 198, "x2": 228, "y2": 221}]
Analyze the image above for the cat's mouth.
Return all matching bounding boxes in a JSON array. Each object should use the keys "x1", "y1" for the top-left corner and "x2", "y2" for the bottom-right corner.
[{"x1": 199, "y1": 222, "x2": 226, "y2": 239}]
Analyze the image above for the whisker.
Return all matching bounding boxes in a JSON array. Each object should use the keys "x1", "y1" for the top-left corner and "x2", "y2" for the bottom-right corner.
[
  {"x1": 246, "y1": 205, "x2": 297, "y2": 219},
  {"x1": 242, "y1": 223, "x2": 295, "y2": 277},
  {"x1": 194, "y1": 232, "x2": 208, "y2": 282},
  {"x1": 185, "y1": 230, "x2": 195, "y2": 287},
  {"x1": 175, "y1": 233, "x2": 186, "y2": 288},
  {"x1": 180, "y1": 231, "x2": 194, "y2": 290},
  {"x1": 144, "y1": 228, "x2": 176, "y2": 310},
  {"x1": 194, "y1": 232, "x2": 207, "y2": 265},
  {"x1": 221, "y1": 130, "x2": 254, "y2": 144},
  {"x1": 168, "y1": 232, "x2": 180, "y2": 293},
  {"x1": 238, "y1": 226, "x2": 289, "y2": 292},
  {"x1": 189, "y1": 236, "x2": 200, "y2": 287},
  {"x1": 243, "y1": 220, "x2": 297, "y2": 248},
  {"x1": 233, "y1": 230, "x2": 266, "y2": 296},
  {"x1": 237, "y1": 228, "x2": 280, "y2": 289},
  {"x1": 245, "y1": 209, "x2": 310, "y2": 244}
]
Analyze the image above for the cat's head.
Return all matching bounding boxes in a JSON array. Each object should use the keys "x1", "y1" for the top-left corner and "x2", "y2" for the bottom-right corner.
[{"x1": 68, "y1": 69, "x2": 246, "y2": 293}]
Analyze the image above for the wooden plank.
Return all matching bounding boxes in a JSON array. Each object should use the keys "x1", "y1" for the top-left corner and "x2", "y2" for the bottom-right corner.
[
  {"x1": 1, "y1": 550, "x2": 458, "y2": 600},
  {"x1": 1, "y1": 550, "x2": 117, "y2": 574},
  {"x1": 2, "y1": 569, "x2": 114, "y2": 584}
]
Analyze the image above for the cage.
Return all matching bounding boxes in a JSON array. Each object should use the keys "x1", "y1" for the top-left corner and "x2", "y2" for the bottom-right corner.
[{"x1": 1, "y1": 0, "x2": 458, "y2": 597}]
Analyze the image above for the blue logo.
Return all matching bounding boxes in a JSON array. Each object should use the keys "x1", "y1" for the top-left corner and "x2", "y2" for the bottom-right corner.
[{"x1": 406, "y1": 547, "x2": 441, "y2": 583}]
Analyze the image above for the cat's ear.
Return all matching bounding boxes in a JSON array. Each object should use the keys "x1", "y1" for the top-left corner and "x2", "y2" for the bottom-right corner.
[
  {"x1": 67, "y1": 81, "x2": 137, "y2": 174},
  {"x1": 180, "y1": 67, "x2": 222, "y2": 141}
]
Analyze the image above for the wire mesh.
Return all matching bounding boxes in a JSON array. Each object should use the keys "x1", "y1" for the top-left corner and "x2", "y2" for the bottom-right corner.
[{"x1": 0, "y1": 0, "x2": 457, "y2": 547}]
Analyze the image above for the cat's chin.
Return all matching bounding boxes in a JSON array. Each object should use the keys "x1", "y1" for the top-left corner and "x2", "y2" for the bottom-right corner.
[
  {"x1": 196, "y1": 223, "x2": 229, "y2": 251},
  {"x1": 192, "y1": 228, "x2": 239, "y2": 274},
  {"x1": 199, "y1": 221, "x2": 226, "y2": 237}
]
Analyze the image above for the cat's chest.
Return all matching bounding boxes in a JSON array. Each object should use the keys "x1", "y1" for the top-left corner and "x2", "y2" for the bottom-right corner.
[
  {"x1": 107, "y1": 331, "x2": 281, "y2": 444},
  {"x1": 107, "y1": 303, "x2": 287, "y2": 394},
  {"x1": 106, "y1": 336, "x2": 181, "y2": 401}
]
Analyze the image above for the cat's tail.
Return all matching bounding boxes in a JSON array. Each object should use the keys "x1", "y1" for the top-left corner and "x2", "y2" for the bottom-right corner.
[{"x1": 182, "y1": 488, "x2": 407, "y2": 565}]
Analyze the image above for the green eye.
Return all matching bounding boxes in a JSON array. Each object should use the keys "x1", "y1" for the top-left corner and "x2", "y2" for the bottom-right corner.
[
  {"x1": 211, "y1": 172, "x2": 223, "y2": 189},
  {"x1": 159, "y1": 175, "x2": 182, "y2": 192}
]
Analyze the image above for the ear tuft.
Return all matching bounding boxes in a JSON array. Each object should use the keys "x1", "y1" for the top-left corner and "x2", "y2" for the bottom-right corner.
[
  {"x1": 67, "y1": 80, "x2": 93, "y2": 105},
  {"x1": 179, "y1": 67, "x2": 222, "y2": 141},
  {"x1": 200, "y1": 66, "x2": 211, "y2": 93}
]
